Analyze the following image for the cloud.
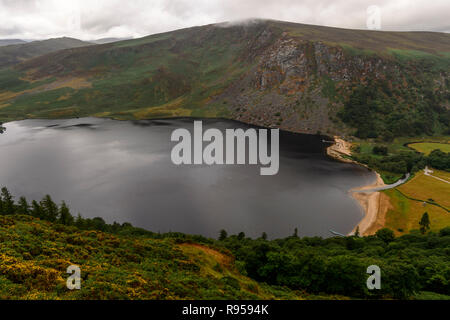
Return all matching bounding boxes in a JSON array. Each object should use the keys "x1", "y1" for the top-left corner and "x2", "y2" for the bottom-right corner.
[{"x1": 0, "y1": 0, "x2": 448, "y2": 40}]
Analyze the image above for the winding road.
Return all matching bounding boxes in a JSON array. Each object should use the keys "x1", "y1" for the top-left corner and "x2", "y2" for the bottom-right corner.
[{"x1": 353, "y1": 173, "x2": 411, "y2": 193}]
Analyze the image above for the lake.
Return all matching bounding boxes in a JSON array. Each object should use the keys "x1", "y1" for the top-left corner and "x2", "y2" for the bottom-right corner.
[{"x1": 0, "y1": 117, "x2": 375, "y2": 238}]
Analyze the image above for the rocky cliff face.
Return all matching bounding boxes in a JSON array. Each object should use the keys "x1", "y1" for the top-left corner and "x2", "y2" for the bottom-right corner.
[{"x1": 210, "y1": 31, "x2": 420, "y2": 135}]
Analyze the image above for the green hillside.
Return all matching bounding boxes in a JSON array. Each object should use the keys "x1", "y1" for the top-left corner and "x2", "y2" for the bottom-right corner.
[
  {"x1": 1, "y1": 187, "x2": 449, "y2": 300},
  {"x1": 0, "y1": 20, "x2": 449, "y2": 138},
  {"x1": 0, "y1": 37, "x2": 92, "y2": 69},
  {"x1": 0, "y1": 214, "x2": 302, "y2": 300}
]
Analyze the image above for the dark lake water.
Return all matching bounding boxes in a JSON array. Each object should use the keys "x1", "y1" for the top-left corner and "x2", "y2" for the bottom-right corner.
[{"x1": 0, "y1": 117, "x2": 375, "y2": 238}]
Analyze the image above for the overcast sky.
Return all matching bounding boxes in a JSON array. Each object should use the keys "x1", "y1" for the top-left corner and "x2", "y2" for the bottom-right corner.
[{"x1": 0, "y1": 0, "x2": 449, "y2": 40}]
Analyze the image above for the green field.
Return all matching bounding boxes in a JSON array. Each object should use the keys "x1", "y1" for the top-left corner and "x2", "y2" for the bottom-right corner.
[
  {"x1": 408, "y1": 142, "x2": 450, "y2": 155},
  {"x1": 384, "y1": 170, "x2": 450, "y2": 235}
]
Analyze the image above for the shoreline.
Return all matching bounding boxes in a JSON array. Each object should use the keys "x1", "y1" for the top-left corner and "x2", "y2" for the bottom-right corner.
[
  {"x1": 349, "y1": 172, "x2": 390, "y2": 236},
  {"x1": 326, "y1": 137, "x2": 388, "y2": 236}
]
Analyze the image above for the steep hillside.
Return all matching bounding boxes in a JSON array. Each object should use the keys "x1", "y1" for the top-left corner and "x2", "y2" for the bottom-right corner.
[
  {"x1": 0, "y1": 37, "x2": 92, "y2": 69},
  {"x1": 0, "y1": 20, "x2": 448, "y2": 138},
  {"x1": 0, "y1": 214, "x2": 301, "y2": 300}
]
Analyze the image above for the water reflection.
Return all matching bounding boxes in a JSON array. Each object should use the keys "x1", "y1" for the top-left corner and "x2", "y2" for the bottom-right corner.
[{"x1": 0, "y1": 118, "x2": 375, "y2": 238}]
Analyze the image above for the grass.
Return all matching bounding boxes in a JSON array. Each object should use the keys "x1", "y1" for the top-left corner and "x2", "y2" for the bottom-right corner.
[
  {"x1": 408, "y1": 142, "x2": 450, "y2": 155},
  {"x1": 0, "y1": 214, "x2": 302, "y2": 300},
  {"x1": 397, "y1": 171, "x2": 449, "y2": 209},
  {"x1": 383, "y1": 169, "x2": 450, "y2": 235},
  {"x1": 433, "y1": 170, "x2": 450, "y2": 181},
  {"x1": 384, "y1": 189, "x2": 450, "y2": 235},
  {"x1": 414, "y1": 291, "x2": 450, "y2": 300}
]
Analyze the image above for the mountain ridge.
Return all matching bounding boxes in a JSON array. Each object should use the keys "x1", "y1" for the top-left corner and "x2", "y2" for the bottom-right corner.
[
  {"x1": 0, "y1": 20, "x2": 448, "y2": 138},
  {"x1": 0, "y1": 37, "x2": 93, "y2": 69},
  {"x1": 0, "y1": 39, "x2": 27, "y2": 47}
]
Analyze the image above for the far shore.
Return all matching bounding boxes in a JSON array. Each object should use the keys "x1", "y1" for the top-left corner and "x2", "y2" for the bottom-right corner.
[{"x1": 326, "y1": 137, "x2": 390, "y2": 236}]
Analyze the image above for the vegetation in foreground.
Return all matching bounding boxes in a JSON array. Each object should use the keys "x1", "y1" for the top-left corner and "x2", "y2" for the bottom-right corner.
[{"x1": 0, "y1": 187, "x2": 449, "y2": 300}]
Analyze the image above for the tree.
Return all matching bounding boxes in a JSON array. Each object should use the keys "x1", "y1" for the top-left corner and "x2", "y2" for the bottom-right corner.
[
  {"x1": 293, "y1": 228, "x2": 299, "y2": 238},
  {"x1": 17, "y1": 196, "x2": 30, "y2": 215},
  {"x1": 58, "y1": 201, "x2": 74, "y2": 225},
  {"x1": 373, "y1": 146, "x2": 388, "y2": 156},
  {"x1": 376, "y1": 228, "x2": 395, "y2": 243},
  {"x1": 91, "y1": 217, "x2": 107, "y2": 231},
  {"x1": 75, "y1": 214, "x2": 85, "y2": 229},
  {"x1": 219, "y1": 229, "x2": 228, "y2": 241},
  {"x1": 383, "y1": 262, "x2": 420, "y2": 299},
  {"x1": 237, "y1": 232, "x2": 246, "y2": 241},
  {"x1": 40, "y1": 195, "x2": 58, "y2": 222},
  {"x1": 355, "y1": 226, "x2": 360, "y2": 237},
  {"x1": 419, "y1": 212, "x2": 431, "y2": 234},
  {"x1": 1, "y1": 187, "x2": 15, "y2": 215},
  {"x1": 31, "y1": 200, "x2": 43, "y2": 218},
  {"x1": 261, "y1": 232, "x2": 268, "y2": 240}
]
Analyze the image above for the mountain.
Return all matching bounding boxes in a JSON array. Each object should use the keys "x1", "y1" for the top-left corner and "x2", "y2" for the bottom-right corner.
[
  {"x1": 0, "y1": 37, "x2": 92, "y2": 69},
  {"x1": 0, "y1": 39, "x2": 27, "y2": 47},
  {"x1": 91, "y1": 37, "x2": 132, "y2": 44},
  {"x1": 0, "y1": 20, "x2": 449, "y2": 138}
]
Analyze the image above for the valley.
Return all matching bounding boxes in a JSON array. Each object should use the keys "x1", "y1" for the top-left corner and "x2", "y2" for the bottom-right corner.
[{"x1": 0, "y1": 18, "x2": 449, "y2": 301}]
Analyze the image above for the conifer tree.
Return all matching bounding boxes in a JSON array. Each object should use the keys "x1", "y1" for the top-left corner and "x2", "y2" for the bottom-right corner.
[
  {"x1": 219, "y1": 229, "x2": 228, "y2": 241},
  {"x1": 1, "y1": 187, "x2": 14, "y2": 215},
  {"x1": 419, "y1": 212, "x2": 431, "y2": 234},
  {"x1": 40, "y1": 195, "x2": 58, "y2": 222},
  {"x1": 58, "y1": 201, "x2": 74, "y2": 225},
  {"x1": 31, "y1": 200, "x2": 43, "y2": 219},
  {"x1": 17, "y1": 196, "x2": 30, "y2": 215}
]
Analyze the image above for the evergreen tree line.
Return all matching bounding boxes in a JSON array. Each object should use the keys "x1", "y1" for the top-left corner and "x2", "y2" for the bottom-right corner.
[{"x1": 0, "y1": 187, "x2": 146, "y2": 235}]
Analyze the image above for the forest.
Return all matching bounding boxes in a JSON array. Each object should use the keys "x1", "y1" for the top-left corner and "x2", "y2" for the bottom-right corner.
[{"x1": 338, "y1": 78, "x2": 450, "y2": 140}]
